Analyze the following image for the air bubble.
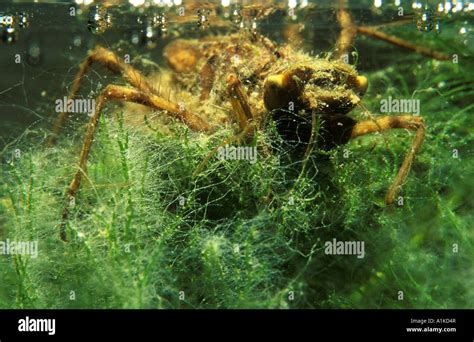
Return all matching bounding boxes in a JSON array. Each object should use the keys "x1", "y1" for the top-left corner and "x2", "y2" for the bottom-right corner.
[
  {"x1": 0, "y1": 15, "x2": 14, "y2": 27},
  {"x1": 250, "y1": 17, "x2": 259, "y2": 33},
  {"x1": 231, "y1": 7, "x2": 243, "y2": 27},
  {"x1": 416, "y1": 9, "x2": 435, "y2": 32},
  {"x1": 87, "y1": 5, "x2": 112, "y2": 35},
  {"x1": 142, "y1": 20, "x2": 157, "y2": 46},
  {"x1": 152, "y1": 12, "x2": 168, "y2": 37},
  {"x1": 197, "y1": 9, "x2": 211, "y2": 30},
  {"x1": 18, "y1": 11, "x2": 29, "y2": 28},
  {"x1": 136, "y1": 12, "x2": 168, "y2": 47},
  {"x1": 434, "y1": 19, "x2": 441, "y2": 34},
  {"x1": 1, "y1": 26, "x2": 16, "y2": 44},
  {"x1": 0, "y1": 14, "x2": 16, "y2": 44}
]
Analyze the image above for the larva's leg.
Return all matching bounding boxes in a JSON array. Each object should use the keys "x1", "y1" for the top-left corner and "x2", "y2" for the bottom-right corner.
[
  {"x1": 60, "y1": 84, "x2": 212, "y2": 241},
  {"x1": 192, "y1": 74, "x2": 256, "y2": 179},
  {"x1": 199, "y1": 55, "x2": 217, "y2": 101},
  {"x1": 226, "y1": 73, "x2": 255, "y2": 134},
  {"x1": 350, "y1": 115, "x2": 425, "y2": 205},
  {"x1": 47, "y1": 46, "x2": 156, "y2": 146},
  {"x1": 334, "y1": 5, "x2": 357, "y2": 60},
  {"x1": 334, "y1": 1, "x2": 449, "y2": 61},
  {"x1": 356, "y1": 26, "x2": 449, "y2": 61}
]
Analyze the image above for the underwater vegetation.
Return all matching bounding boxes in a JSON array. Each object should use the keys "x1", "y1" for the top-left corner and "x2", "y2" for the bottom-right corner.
[{"x1": 0, "y1": 1, "x2": 473, "y2": 309}]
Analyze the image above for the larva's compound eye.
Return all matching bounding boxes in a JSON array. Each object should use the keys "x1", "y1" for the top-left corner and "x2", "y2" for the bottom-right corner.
[
  {"x1": 263, "y1": 72, "x2": 305, "y2": 112},
  {"x1": 350, "y1": 75, "x2": 368, "y2": 96},
  {"x1": 263, "y1": 74, "x2": 286, "y2": 111}
]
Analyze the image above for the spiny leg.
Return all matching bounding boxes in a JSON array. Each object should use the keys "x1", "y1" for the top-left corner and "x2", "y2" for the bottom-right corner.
[
  {"x1": 334, "y1": 2, "x2": 449, "y2": 61},
  {"x1": 350, "y1": 115, "x2": 425, "y2": 206},
  {"x1": 47, "y1": 45, "x2": 156, "y2": 146},
  {"x1": 199, "y1": 55, "x2": 217, "y2": 101},
  {"x1": 356, "y1": 26, "x2": 449, "y2": 61},
  {"x1": 249, "y1": 30, "x2": 285, "y2": 59},
  {"x1": 60, "y1": 84, "x2": 212, "y2": 241},
  {"x1": 226, "y1": 73, "x2": 254, "y2": 134},
  {"x1": 192, "y1": 73, "x2": 256, "y2": 178},
  {"x1": 334, "y1": 4, "x2": 357, "y2": 60}
]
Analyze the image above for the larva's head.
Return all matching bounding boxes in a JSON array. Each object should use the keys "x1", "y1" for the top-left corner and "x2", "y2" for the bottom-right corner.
[{"x1": 263, "y1": 62, "x2": 368, "y2": 114}]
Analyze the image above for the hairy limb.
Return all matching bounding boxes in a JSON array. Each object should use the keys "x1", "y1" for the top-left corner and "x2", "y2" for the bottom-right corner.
[
  {"x1": 356, "y1": 26, "x2": 449, "y2": 61},
  {"x1": 350, "y1": 115, "x2": 425, "y2": 206},
  {"x1": 250, "y1": 30, "x2": 285, "y2": 59},
  {"x1": 47, "y1": 46, "x2": 156, "y2": 146},
  {"x1": 200, "y1": 55, "x2": 217, "y2": 101},
  {"x1": 192, "y1": 74, "x2": 256, "y2": 179},
  {"x1": 335, "y1": 5, "x2": 357, "y2": 59},
  {"x1": 335, "y1": 2, "x2": 449, "y2": 61},
  {"x1": 226, "y1": 73, "x2": 255, "y2": 133},
  {"x1": 60, "y1": 84, "x2": 212, "y2": 241}
]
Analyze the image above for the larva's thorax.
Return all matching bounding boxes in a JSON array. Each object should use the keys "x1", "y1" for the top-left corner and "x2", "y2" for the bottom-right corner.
[{"x1": 162, "y1": 33, "x2": 368, "y2": 129}]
